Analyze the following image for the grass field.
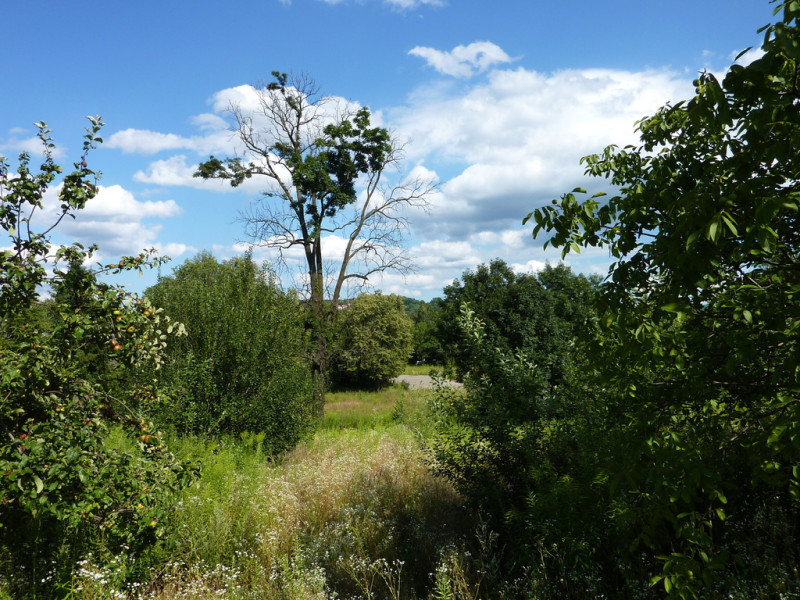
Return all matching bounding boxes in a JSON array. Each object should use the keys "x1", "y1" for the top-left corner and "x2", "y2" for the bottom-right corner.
[
  {"x1": 67, "y1": 383, "x2": 490, "y2": 600},
  {"x1": 322, "y1": 383, "x2": 431, "y2": 430}
]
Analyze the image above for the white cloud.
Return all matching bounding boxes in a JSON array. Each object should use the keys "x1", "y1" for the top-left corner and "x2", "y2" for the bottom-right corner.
[
  {"x1": 157, "y1": 242, "x2": 196, "y2": 259},
  {"x1": 107, "y1": 129, "x2": 191, "y2": 154},
  {"x1": 0, "y1": 131, "x2": 67, "y2": 160},
  {"x1": 409, "y1": 41, "x2": 513, "y2": 78},
  {"x1": 37, "y1": 184, "x2": 187, "y2": 259},
  {"x1": 134, "y1": 153, "x2": 289, "y2": 195},
  {"x1": 384, "y1": 0, "x2": 445, "y2": 9},
  {"x1": 134, "y1": 155, "x2": 199, "y2": 186},
  {"x1": 101, "y1": 58, "x2": 694, "y2": 299},
  {"x1": 190, "y1": 113, "x2": 228, "y2": 132},
  {"x1": 510, "y1": 259, "x2": 547, "y2": 274},
  {"x1": 392, "y1": 65, "x2": 692, "y2": 239},
  {"x1": 412, "y1": 240, "x2": 482, "y2": 269},
  {"x1": 732, "y1": 47, "x2": 765, "y2": 66},
  {"x1": 106, "y1": 126, "x2": 234, "y2": 156},
  {"x1": 283, "y1": 0, "x2": 444, "y2": 7}
]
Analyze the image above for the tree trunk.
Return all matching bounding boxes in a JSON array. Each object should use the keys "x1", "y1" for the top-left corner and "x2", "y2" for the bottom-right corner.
[{"x1": 308, "y1": 253, "x2": 328, "y2": 417}]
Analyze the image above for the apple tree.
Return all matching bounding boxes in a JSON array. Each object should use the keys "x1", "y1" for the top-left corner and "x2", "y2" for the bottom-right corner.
[{"x1": 0, "y1": 120, "x2": 194, "y2": 597}]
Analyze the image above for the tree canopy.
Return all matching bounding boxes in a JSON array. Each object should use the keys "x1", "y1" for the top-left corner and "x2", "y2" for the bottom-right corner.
[
  {"x1": 330, "y1": 292, "x2": 413, "y2": 390},
  {"x1": 145, "y1": 252, "x2": 314, "y2": 447},
  {"x1": 527, "y1": 2, "x2": 800, "y2": 596}
]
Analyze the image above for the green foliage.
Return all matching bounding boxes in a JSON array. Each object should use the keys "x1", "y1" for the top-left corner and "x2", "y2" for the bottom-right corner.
[
  {"x1": 0, "y1": 119, "x2": 194, "y2": 598},
  {"x1": 428, "y1": 263, "x2": 599, "y2": 535},
  {"x1": 194, "y1": 71, "x2": 408, "y2": 411},
  {"x1": 438, "y1": 260, "x2": 597, "y2": 380},
  {"x1": 409, "y1": 297, "x2": 446, "y2": 365},
  {"x1": 145, "y1": 252, "x2": 314, "y2": 450},
  {"x1": 526, "y1": 2, "x2": 800, "y2": 596},
  {"x1": 330, "y1": 293, "x2": 414, "y2": 389},
  {"x1": 428, "y1": 262, "x2": 599, "y2": 506}
]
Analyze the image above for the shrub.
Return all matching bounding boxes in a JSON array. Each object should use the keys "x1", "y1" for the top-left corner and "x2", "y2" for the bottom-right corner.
[
  {"x1": 330, "y1": 293, "x2": 413, "y2": 389},
  {"x1": 437, "y1": 261, "x2": 597, "y2": 382},
  {"x1": 145, "y1": 252, "x2": 314, "y2": 451},
  {"x1": 0, "y1": 120, "x2": 194, "y2": 598}
]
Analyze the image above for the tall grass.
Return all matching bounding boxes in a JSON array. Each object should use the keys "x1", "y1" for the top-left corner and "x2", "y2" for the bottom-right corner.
[
  {"x1": 70, "y1": 399, "x2": 485, "y2": 599},
  {"x1": 401, "y1": 364, "x2": 444, "y2": 376}
]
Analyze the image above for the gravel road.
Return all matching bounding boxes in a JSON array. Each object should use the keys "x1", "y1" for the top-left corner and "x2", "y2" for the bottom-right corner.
[{"x1": 393, "y1": 375, "x2": 464, "y2": 390}]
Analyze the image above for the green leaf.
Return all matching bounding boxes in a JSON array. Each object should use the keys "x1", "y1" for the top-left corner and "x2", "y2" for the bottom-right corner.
[
  {"x1": 707, "y1": 218, "x2": 719, "y2": 242},
  {"x1": 33, "y1": 475, "x2": 43, "y2": 495}
]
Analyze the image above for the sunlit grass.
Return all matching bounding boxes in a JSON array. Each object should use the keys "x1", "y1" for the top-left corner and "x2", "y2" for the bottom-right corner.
[
  {"x1": 77, "y1": 424, "x2": 474, "y2": 600},
  {"x1": 402, "y1": 364, "x2": 444, "y2": 376},
  {"x1": 321, "y1": 383, "x2": 430, "y2": 431},
  {"x1": 67, "y1": 384, "x2": 491, "y2": 600}
]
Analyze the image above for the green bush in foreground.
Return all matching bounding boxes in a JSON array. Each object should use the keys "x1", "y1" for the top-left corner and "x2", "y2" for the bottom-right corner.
[
  {"x1": 526, "y1": 3, "x2": 800, "y2": 597},
  {"x1": 145, "y1": 252, "x2": 314, "y2": 450},
  {"x1": 0, "y1": 120, "x2": 194, "y2": 599}
]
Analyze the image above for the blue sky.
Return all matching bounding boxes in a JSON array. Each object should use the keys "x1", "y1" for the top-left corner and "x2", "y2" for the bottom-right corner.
[{"x1": 1, "y1": 0, "x2": 773, "y2": 300}]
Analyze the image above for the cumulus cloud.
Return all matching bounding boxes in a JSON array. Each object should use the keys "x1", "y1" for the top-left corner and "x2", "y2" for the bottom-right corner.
[
  {"x1": 384, "y1": 0, "x2": 445, "y2": 9},
  {"x1": 37, "y1": 184, "x2": 189, "y2": 259},
  {"x1": 109, "y1": 83, "x2": 365, "y2": 165},
  {"x1": 106, "y1": 126, "x2": 233, "y2": 156},
  {"x1": 0, "y1": 129, "x2": 66, "y2": 160},
  {"x1": 134, "y1": 155, "x2": 200, "y2": 186},
  {"x1": 510, "y1": 259, "x2": 547, "y2": 274},
  {"x1": 134, "y1": 153, "x2": 289, "y2": 195},
  {"x1": 392, "y1": 65, "x2": 692, "y2": 239},
  {"x1": 100, "y1": 56, "x2": 694, "y2": 298},
  {"x1": 282, "y1": 0, "x2": 443, "y2": 8},
  {"x1": 409, "y1": 41, "x2": 513, "y2": 78},
  {"x1": 412, "y1": 239, "x2": 482, "y2": 269},
  {"x1": 732, "y1": 46, "x2": 766, "y2": 66}
]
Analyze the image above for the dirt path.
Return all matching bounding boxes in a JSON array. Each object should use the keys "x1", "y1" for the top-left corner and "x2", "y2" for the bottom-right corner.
[{"x1": 393, "y1": 375, "x2": 464, "y2": 390}]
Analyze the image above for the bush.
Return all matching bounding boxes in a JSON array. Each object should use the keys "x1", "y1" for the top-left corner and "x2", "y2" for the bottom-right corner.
[
  {"x1": 330, "y1": 293, "x2": 413, "y2": 389},
  {"x1": 427, "y1": 264, "x2": 610, "y2": 595},
  {"x1": 0, "y1": 120, "x2": 194, "y2": 598},
  {"x1": 145, "y1": 252, "x2": 314, "y2": 451}
]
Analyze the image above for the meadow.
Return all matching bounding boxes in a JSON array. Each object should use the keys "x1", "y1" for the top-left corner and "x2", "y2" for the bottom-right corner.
[{"x1": 67, "y1": 377, "x2": 496, "y2": 600}]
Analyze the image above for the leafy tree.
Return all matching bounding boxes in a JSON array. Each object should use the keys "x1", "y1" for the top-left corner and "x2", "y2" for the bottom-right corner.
[
  {"x1": 409, "y1": 297, "x2": 445, "y2": 365},
  {"x1": 428, "y1": 304, "x2": 611, "y2": 598},
  {"x1": 437, "y1": 260, "x2": 596, "y2": 381},
  {"x1": 145, "y1": 252, "x2": 314, "y2": 450},
  {"x1": 330, "y1": 292, "x2": 413, "y2": 389},
  {"x1": 0, "y1": 120, "x2": 193, "y2": 597},
  {"x1": 528, "y1": 2, "x2": 800, "y2": 596},
  {"x1": 428, "y1": 262, "x2": 598, "y2": 511},
  {"x1": 195, "y1": 72, "x2": 434, "y2": 409}
]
